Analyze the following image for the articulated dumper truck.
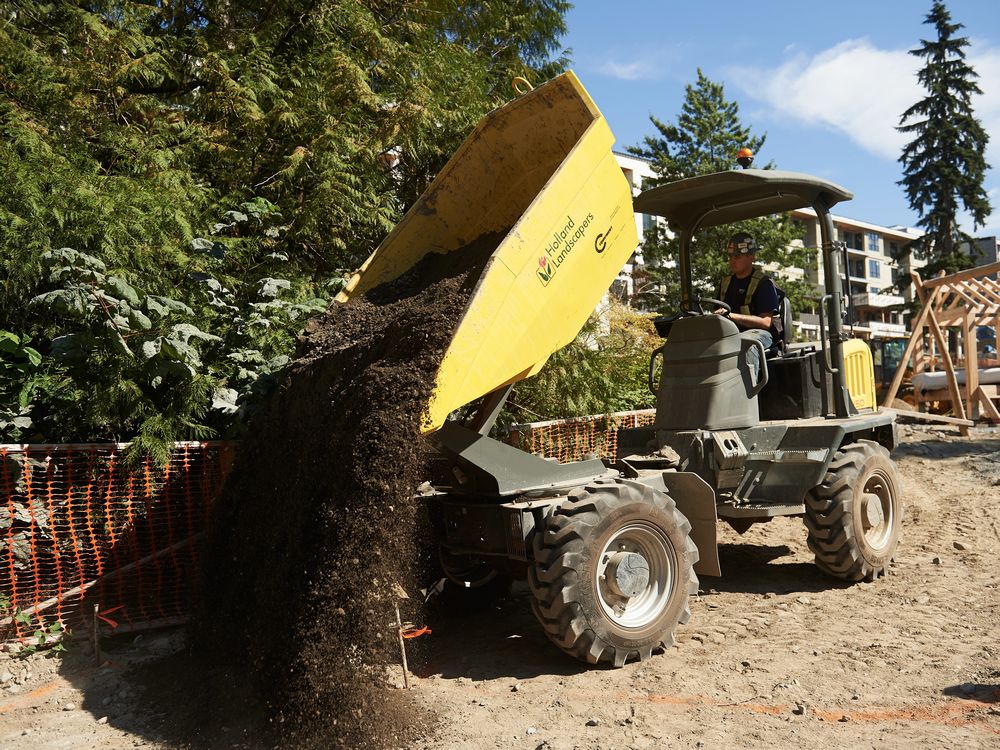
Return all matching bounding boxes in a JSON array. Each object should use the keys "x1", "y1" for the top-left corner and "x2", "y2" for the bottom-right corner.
[{"x1": 338, "y1": 72, "x2": 902, "y2": 667}]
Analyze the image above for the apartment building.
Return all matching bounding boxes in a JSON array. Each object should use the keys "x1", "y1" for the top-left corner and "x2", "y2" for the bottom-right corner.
[
  {"x1": 613, "y1": 151, "x2": 659, "y2": 298},
  {"x1": 791, "y1": 208, "x2": 924, "y2": 340},
  {"x1": 790, "y1": 209, "x2": 925, "y2": 385},
  {"x1": 962, "y1": 235, "x2": 999, "y2": 270}
]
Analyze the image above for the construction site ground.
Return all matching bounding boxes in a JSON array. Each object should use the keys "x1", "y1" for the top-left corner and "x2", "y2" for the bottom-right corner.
[{"x1": 1, "y1": 424, "x2": 998, "y2": 749}]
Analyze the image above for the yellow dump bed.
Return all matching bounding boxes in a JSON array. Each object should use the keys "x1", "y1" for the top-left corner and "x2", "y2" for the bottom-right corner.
[{"x1": 337, "y1": 72, "x2": 638, "y2": 432}]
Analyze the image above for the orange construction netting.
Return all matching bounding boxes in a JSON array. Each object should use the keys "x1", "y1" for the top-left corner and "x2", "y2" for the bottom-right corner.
[
  {"x1": 1, "y1": 411, "x2": 653, "y2": 641},
  {"x1": 507, "y1": 409, "x2": 657, "y2": 463},
  {"x1": 0, "y1": 442, "x2": 234, "y2": 641}
]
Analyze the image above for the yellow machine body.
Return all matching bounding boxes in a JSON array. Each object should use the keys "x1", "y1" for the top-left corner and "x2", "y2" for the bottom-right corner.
[
  {"x1": 843, "y1": 338, "x2": 877, "y2": 411},
  {"x1": 337, "y1": 72, "x2": 638, "y2": 433}
]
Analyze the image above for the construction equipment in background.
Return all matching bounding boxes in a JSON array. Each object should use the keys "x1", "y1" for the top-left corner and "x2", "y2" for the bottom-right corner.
[{"x1": 340, "y1": 71, "x2": 903, "y2": 667}]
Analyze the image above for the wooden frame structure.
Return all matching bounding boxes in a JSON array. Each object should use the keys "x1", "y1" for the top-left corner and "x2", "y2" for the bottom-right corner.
[{"x1": 882, "y1": 261, "x2": 1000, "y2": 430}]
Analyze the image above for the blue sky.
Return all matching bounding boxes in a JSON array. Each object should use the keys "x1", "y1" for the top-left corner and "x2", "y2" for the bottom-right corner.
[{"x1": 561, "y1": 1, "x2": 1000, "y2": 235}]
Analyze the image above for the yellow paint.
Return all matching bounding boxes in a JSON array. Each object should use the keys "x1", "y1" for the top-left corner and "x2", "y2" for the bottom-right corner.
[
  {"x1": 337, "y1": 71, "x2": 638, "y2": 433},
  {"x1": 843, "y1": 338, "x2": 876, "y2": 410}
]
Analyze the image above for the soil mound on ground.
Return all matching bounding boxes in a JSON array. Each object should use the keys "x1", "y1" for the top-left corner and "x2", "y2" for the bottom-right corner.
[{"x1": 190, "y1": 234, "x2": 501, "y2": 748}]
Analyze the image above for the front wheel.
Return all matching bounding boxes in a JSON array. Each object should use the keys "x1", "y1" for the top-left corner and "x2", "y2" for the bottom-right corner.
[
  {"x1": 528, "y1": 479, "x2": 699, "y2": 667},
  {"x1": 805, "y1": 440, "x2": 903, "y2": 581}
]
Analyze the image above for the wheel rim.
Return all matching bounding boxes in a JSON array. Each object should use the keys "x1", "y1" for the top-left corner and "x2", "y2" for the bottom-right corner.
[
  {"x1": 595, "y1": 521, "x2": 676, "y2": 629},
  {"x1": 860, "y1": 468, "x2": 896, "y2": 551}
]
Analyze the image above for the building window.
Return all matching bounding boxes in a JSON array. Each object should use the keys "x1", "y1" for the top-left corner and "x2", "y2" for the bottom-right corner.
[
  {"x1": 868, "y1": 260, "x2": 881, "y2": 278},
  {"x1": 840, "y1": 230, "x2": 864, "y2": 250},
  {"x1": 642, "y1": 213, "x2": 656, "y2": 233},
  {"x1": 867, "y1": 232, "x2": 879, "y2": 253},
  {"x1": 888, "y1": 240, "x2": 900, "y2": 257},
  {"x1": 869, "y1": 286, "x2": 880, "y2": 294},
  {"x1": 849, "y1": 260, "x2": 865, "y2": 278}
]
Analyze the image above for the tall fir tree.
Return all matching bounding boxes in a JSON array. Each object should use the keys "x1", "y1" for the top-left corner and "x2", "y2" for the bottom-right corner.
[
  {"x1": 897, "y1": 1, "x2": 991, "y2": 274},
  {"x1": 629, "y1": 70, "x2": 812, "y2": 315}
]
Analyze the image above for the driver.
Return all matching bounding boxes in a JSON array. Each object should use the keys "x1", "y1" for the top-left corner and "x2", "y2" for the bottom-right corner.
[{"x1": 717, "y1": 232, "x2": 780, "y2": 367}]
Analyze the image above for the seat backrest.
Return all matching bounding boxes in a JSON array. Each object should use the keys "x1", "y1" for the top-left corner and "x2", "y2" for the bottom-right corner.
[
  {"x1": 653, "y1": 315, "x2": 760, "y2": 430},
  {"x1": 779, "y1": 295, "x2": 793, "y2": 347}
]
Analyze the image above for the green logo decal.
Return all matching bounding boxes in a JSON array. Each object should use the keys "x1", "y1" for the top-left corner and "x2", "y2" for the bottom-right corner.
[{"x1": 536, "y1": 212, "x2": 597, "y2": 287}]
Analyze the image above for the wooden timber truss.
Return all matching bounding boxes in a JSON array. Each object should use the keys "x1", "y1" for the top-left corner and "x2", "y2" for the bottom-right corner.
[{"x1": 882, "y1": 260, "x2": 1000, "y2": 431}]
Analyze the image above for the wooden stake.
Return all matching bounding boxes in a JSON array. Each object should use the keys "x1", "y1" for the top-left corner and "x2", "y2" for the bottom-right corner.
[
  {"x1": 395, "y1": 602, "x2": 410, "y2": 690},
  {"x1": 93, "y1": 603, "x2": 101, "y2": 666}
]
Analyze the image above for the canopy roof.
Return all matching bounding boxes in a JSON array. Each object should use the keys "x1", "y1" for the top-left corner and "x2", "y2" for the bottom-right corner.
[{"x1": 633, "y1": 169, "x2": 853, "y2": 231}]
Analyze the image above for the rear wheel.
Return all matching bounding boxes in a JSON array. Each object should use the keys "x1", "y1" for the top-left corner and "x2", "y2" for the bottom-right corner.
[
  {"x1": 528, "y1": 479, "x2": 699, "y2": 667},
  {"x1": 805, "y1": 440, "x2": 902, "y2": 581}
]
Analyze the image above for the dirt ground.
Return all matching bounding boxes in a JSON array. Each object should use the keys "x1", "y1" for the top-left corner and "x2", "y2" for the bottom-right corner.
[{"x1": 1, "y1": 424, "x2": 998, "y2": 749}]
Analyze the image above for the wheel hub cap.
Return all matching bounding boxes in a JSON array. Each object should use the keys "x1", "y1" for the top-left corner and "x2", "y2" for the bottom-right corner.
[
  {"x1": 859, "y1": 469, "x2": 896, "y2": 551},
  {"x1": 862, "y1": 493, "x2": 884, "y2": 528},
  {"x1": 595, "y1": 521, "x2": 677, "y2": 629},
  {"x1": 605, "y1": 552, "x2": 650, "y2": 598}
]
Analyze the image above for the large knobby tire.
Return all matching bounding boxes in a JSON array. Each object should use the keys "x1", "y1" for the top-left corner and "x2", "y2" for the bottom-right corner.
[
  {"x1": 527, "y1": 478, "x2": 699, "y2": 667},
  {"x1": 805, "y1": 440, "x2": 903, "y2": 582}
]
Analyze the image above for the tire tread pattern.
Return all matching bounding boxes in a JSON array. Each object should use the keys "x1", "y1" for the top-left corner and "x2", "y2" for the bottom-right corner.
[
  {"x1": 527, "y1": 478, "x2": 699, "y2": 667},
  {"x1": 804, "y1": 439, "x2": 901, "y2": 582}
]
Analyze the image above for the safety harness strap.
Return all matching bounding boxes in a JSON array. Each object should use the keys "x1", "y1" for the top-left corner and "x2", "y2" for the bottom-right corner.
[
  {"x1": 743, "y1": 268, "x2": 765, "y2": 314},
  {"x1": 722, "y1": 267, "x2": 766, "y2": 314}
]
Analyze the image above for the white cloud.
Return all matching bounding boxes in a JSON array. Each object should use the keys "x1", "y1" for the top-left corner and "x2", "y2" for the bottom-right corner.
[
  {"x1": 729, "y1": 39, "x2": 917, "y2": 159},
  {"x1": 730, "y1": 37, "x2": 1000, "y2": 234},
  {"x1": 597, "y1": 57, "x2": 660, "y2": 81},
  {"x1": 729, "y1": 38, "x2": 1000, "y2": 162}
]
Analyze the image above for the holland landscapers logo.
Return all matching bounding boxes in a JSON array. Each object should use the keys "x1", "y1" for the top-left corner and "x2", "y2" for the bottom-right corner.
[{"x1": 536, "y1": 212, "x2": 595, "y2": 286}]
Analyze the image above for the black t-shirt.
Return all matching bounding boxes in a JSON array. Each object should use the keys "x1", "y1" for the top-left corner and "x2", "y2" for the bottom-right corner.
[{"x1": 720, "y1": 272, "x2": 779, "y2": 330}]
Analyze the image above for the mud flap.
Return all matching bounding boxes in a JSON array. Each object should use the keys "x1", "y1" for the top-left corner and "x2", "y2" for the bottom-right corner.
[{"x1": 635, "y1": 471, "x2": 721, "y2": 577}]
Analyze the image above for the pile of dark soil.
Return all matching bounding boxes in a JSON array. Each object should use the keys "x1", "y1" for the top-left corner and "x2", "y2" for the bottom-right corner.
[{"x1": 190, "y1": 235, "x2": 501, "y2": 748}]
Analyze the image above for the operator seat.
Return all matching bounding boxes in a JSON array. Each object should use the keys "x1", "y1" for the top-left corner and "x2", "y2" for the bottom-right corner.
[
  {"x1": 652, "y1": 315, "x2": 764, "y2": 431},
  {"x1": 766, "y1": 296, "x2": 794, "y2": 359}
]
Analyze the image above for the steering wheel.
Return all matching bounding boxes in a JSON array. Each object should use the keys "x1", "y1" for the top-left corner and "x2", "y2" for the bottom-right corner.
[
  {"x1": 699, "y1": 297, "x2": 732, "y2": 316},
  {"x1": 680, "y1": 297, "x2": 732, "y2": 317}
]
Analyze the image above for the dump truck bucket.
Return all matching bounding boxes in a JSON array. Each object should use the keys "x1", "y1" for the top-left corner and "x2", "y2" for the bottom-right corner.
[{"x1": 337, "y1": 71, "x2": 638, "y2": 433}]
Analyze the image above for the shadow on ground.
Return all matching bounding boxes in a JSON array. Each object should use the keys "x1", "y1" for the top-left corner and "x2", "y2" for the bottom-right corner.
[
  {"x1": 894, "y1": 437, "x2": 1000, "y2": 460},
  {"x1": 942, "y1": 681, "x2": 1000, "y2": 704},
  {"x1": 57, "y1": 630, "x2": 269, "y2": 750},
  {"x1": 706, "y1": 542, "x2": 852, "y2": 596},
  {"x1": 416, "y1": 588, "x2": 589, "y2": 682},
  {"x1": 415, "y1": 535, "x2": 858, "y2": 682}
]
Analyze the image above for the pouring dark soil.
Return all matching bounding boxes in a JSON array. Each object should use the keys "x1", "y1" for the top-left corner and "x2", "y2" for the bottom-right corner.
[{"x1": 190, "y1": 234, "x2": 503, "y2": 748}]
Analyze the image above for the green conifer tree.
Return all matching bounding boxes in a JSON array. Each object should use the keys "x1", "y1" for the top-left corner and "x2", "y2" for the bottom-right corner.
[
  {"x1": 629, "y1": 70, "x2": 812, "y2": 314},
  {"x1": 897, "y1": 1, "x2": 992, "y2": 274}
]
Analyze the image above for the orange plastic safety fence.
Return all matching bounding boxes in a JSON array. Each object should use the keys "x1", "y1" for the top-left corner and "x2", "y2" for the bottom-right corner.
[
  {"x1": 0, "y1": 412, "x2": 651, "y2": 642},
  {"x1": 0, "y1": 442, "x2": 235, "y2": 641},
  {"x1": 506, "y1": 409, "x2": 657, "y2": 464}
]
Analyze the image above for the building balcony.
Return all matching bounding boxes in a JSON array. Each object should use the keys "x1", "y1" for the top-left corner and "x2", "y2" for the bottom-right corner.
[
  {"x1": 867, "y1": 320, "x2": 908, "y2": 338},
  {"x1": 851, "y1": 292, "x2": 904, "y2": 309}
]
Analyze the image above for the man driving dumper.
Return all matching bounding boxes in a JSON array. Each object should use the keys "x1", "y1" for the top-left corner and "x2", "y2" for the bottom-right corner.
[{"x1": 717, "y1": 232, "x2": 780, "y2": 372}]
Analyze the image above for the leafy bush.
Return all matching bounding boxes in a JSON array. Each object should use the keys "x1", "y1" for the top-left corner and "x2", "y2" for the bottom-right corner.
[
  {"x1": 20, "y1": 202, "x2": 342, "y2": 462},
  {"x1": 504, "y1": 301, "x2": 659, "y2": 425},
  {"x1": 0, "y1": 1, "x2": 572, "y2": 457}
]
